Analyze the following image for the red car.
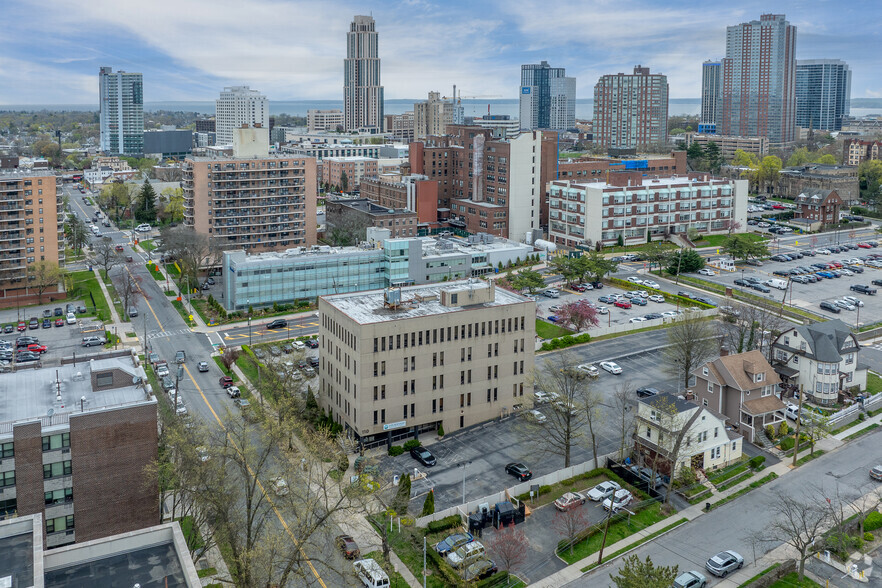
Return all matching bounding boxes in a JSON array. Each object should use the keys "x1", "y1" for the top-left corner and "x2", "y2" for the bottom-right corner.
[
  {"x1": 772, "y1": 204, "x2": 786, "y2": 209},
  {"x1": 16, "y1": 321, "x2": 26, "y2": 332},
  {"x1": 572, "y1": 284, "x2": 587, "y2": 292},
  {"x1": 614, "y1": 299, "x2": 632, "y2": 309},
  {"x1": 859, "y1": 243, "x2": 872, "y2": 249},
  {"x1": 115, "y1": 245, "x2": 124, "y2": 252},
  {"x1": 54, "y1": 318, "x2": 64, "y2": 327},
  {"x1": 27, "y1": 344, "x2": 47, "y2": 354}
]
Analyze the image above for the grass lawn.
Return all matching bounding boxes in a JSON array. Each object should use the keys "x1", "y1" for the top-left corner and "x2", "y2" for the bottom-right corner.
[
  {"x1": 536, "y1": 319, "x2": 573, "y2": 339},
  {"x1": 212, "y1": 356, "x2": 237, "y2": 380},
  {"x1": 196, "y1": 568, "x2": 217, "y2": 579},
  {"x1": 235, "y1": 347, "x2": 262, "y2": 385},
  {"x1": 140, "y1": 239, "x2": 157, "y2": 252},
  {"x1": 165, "y1": 263, "x2": 181, "y2": 277},
  {"x1": 867, "y1": 373, "x2": 882, "y2": 395},
  {"x1": 146, "y1": 262, "x2": 165, "y2": 282},
  {"x1": 579, "y1": 518, "x2": 688, "y2": 572},
  {"x1": 710, "y1": 473, "x2": 778, "y2": 511},
  {"x1": 67, "y1": 270, "x2": 111, "y2": 321},
  {"x1": 597, "y1": 242, "x2": 679, "y2": 255},
  {"x1": 178, "y1": 516, "x2": 205, "y2": 552},
  {"x1": 769, "y1": 572, "x2": 822, "y2": 587},
  {"x1": 694, "y1": 233, "x2": 766, "y2": 248},
  {"x1": 795, "y1": 450, "x2": 825, "y2": 466},
  {"x1": 516, "y1": 473, "x2": 606, "y2": 508},
  {"x1": 366, "y1": 519, "x2": 450, "y2": 588},
  {"x1": 558, "y1": 502, "x2": 669, "y2": 565},
  {"x1": 737, "y1": 563, "x2": 781, "y2": 587},
  {"x1": 707, "y1": 463, "x2": 748, "y2": 486},
  {"x1": 171, "y1": 300, "x2": 197, "y2": 327},
  {"x1": 845, "y1": 423, "x2": 880, "y2": 440}
]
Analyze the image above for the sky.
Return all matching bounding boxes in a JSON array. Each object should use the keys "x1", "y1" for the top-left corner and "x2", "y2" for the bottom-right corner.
[{"x1": 1, "y1": 0, "x2": 879, "y2": 105}]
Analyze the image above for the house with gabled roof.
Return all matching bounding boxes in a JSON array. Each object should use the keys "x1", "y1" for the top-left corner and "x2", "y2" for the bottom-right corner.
[
  {"x1": 770, "y1": 319, "x2": 868, "y2": 406},
  {"x1": 689, "y1": 350, "x2": 785, "y2": 444}
]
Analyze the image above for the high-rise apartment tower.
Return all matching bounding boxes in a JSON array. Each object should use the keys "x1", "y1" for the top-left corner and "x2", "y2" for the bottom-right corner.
[
  {"x1": 700, "y1": 61, "x2": 722, "y2": 134},
  {"x1": 519, "y1": 61, "x2": 576, "y2": 131},
  {"x1": 98, "y1": 67, "x2": 143, "y2": 155},
  {"x1": 593, "y1": 66, "x2": 669, "y2": 152},
  {"x1": 795, "y1": 59, "x2": 851, "y2": 132},
  {"x1": 215, "y1": 86, "x2": 269, "y2": 146},
  {"x1": 344, "y1": 15, "x2": 384, "y2": 132}
]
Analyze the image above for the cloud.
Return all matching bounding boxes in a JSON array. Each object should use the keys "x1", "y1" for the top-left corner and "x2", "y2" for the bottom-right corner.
[{"x1": 0, "y1": 56, "x2": 95, "y2": 104}]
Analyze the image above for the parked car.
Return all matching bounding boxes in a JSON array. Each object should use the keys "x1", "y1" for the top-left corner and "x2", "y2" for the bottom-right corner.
[
  {"x1": 614, "y1": 299, "x2": 632, "y2": 309},
  {"x1": 575, "y1": 364, "x2": 600, "y2": 378},
  {"x1": 533, "y1": 390, "x2": 551, "y2": 404},
  {"x1": 66, "y1": 313, "x2": 77, "y2": 325},
  {"x1": 819, "y1": 301, "x2": 841, "y2": 313},
  {"x1": 410, "y1": 446, "x2": 437, "y2": 467},
  {"x1": 135, "y1": 223, "x2": 152, "y2": 232},
  {"x1": 219, "y1": 375, "x2": 234, "y2": 388},
  {"x1": 155, "y1": 363, "x2": 170, "y2": 377},
  {"x1": 554, "y1": 491, "x2": 586, "y2": 511},
  {"x1": 26, "y1": 344, "x2": 47, "y2": 354},
  {"x1": 336, "y1": 534, "x2": 361, "y2": 559},
  {"x1": 175, "y1": 350, "x2": 186, "y2": 363},
  {"x1": 525, "y1": 409, "x2": 547, "y2": 424},
  {"x1": 705, "y1": 550, "x2": 744, "y2": 577},
  {"x1": 600, "y1": 361, "x2": 622, "y2": 374},
  {"x1": 673, "y1": 571, "x2": 707, "y2": 588},
  {"x1": 54, "y1": 318, "x2": 64, "y2": 327},
  {"x1": 81, "y1": 335, "x2": 106, "y2": 347},
  {"x1": 305, "y1": 339, "x2": 319, "y2": 349},
  {"x1": 851, "y1": 284, "x2": 877, "y2": 295},
  {"x1": 586, "y1": 480, "x2": 621, "y2": 502},
  {"x1": 697, "y1": 268, "x2": 716, "y2": 276},
  {"x1": 227, "y1": 386, "x2": 241, "y2": 398},
  {"x1": 870, "y1": 466, "x2": 882, "y2": 481},
  {"x1": 197, "y1": 361, "x2": 209, "y2": 372},
  {"x1": 648, "y1": 294, "x2": 665, "y2": 303},
  {"x1": 435, "y1": 532, "x2": 474, "y2": 556},
  {"x1": 543, "y1": 289, "x2": 560, "y2": 298},
  {"x1": 505, "y1": 462, "x2": 532, "y2": 481},
  {"x1": 602, "y1": 489, "x2": 633, "y2": 512},
  {"x1": 463, "y1": 559, "x2": 497, "y2": 582},
  {"x1": 636, "y1": 387, "x2": 660, "y2": 398}
]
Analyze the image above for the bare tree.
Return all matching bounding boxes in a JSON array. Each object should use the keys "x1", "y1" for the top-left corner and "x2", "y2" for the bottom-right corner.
[
  {"x1": 116, "y1": 269, "x2": 143, "y2": 320},
  {"x1": 799, "y1": 413, "x2": 832, "y2": 458},
  {"x1": 752, "y1": 489, "x2": 831, "y2": 580},
  {"x1": 581, "y1": 387, "x2": 604, "y2": 468},
  {"x1": 326, "y1": 207, "x2": 370, "y2": 247},
  {"x1": 552, "y1": 506, "x2": 589, "y2": 555},
  {"x1": 664, "y1": 313, "x2": 718, "y2": 390},
  {"x1": 528, "y1": 352, "x2": 588, "y2": 467},
  {"x1": 91, "y1": 236, "x2": 123, "y2": 279},
  {"x1": 28, "y1": 261, "x2": 65, "y2": 304},
  {"x1": 158, "y1": 226, "x2": 220, "y2": 291},
  {"x1": 486, "y1": 523, "x2": 529, "y2": 576},
  {"x1": 638, "y1": 394, "x2": 693, "y2": 505},
  {"x1": 612, "y1": 381, "x2": 636, "y2": 462}
]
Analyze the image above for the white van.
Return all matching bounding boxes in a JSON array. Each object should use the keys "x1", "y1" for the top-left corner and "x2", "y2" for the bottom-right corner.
[
  {"x1": 447, "y1": 541, "x2": 485, "y2": 569},
  {"x1": 543, "y1": 289, "x2": 560, "y2": 298},
  {"x1": 765, "y1": 279, "x2": 788, "y2": 290},
  {"x1": 353, "y1": 559, "x2": 390, "y2": 588}
]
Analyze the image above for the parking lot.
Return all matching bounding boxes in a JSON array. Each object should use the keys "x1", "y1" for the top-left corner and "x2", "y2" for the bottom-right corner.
[
  {"x1": 534, "y1": 281, "x2": 709, "y2": 329},
  {"x1": 683, "y1": 241, "x2": 882, "y2": 327},
  {"x1": 0, "y1": 299, "x2": 105, "y2": 366}
]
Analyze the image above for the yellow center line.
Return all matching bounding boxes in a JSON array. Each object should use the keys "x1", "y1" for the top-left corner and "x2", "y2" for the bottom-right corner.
[
  {"x1": 180, "y1": 364, "x2": 328, "y2": 587},
  {"x1": 125, "y1": 266, "x2": 164, "y2": 331}
]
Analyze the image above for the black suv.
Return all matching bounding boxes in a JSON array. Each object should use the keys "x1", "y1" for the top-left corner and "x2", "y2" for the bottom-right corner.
[
  {"x1": 636, "y1": 387, "x2": 660, "y2": 398},
  {"x1": 505, "y1": 462, "x2": 532, "y2": 481},
  {"x1": 267, "y1": 319, "x2": 288, "y2": 329}
]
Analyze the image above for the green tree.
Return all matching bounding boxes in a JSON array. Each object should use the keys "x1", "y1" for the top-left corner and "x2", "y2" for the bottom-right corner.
[
  {"x1": 135, "y1": 179, "x2": 157, "y2": 223},
  {"x1": 860, "y1": 160, "x2": 882, "y2": 210},
  {"x1": 686, "y1": 142, "x2": 704, "y2": 161},
  {"x1": 421, "y1": 489, "x2": 435, "y2": 516},
  {"x1": 665, "y1": 249, "x2": 705, "y2": 274},
  {"x1": 786, "y1": 147, "x2": 812, "y2": 167},
  {"x1": 756, "y1": 155, "x2": 783, "y2": 195},
  {"x1": 642, "y1": 241, "x2": 671, "y2": 271},
  {"x1": 616, "y1": 234, "x2": 624, "y2": 246},
  {"x1": 65, "y1": 215, "x2": 89, "y2": 253},
  {"x1": 582, "y1": 251, "x2": 618, "y2": 282},
  {"x1": 548, "y1": 255, "x2": 582, "y2": 285},
  {"x1": 510, "y1": 269, "x2": 545, "y2": 293},
  {"x1": 28, "y1": 260, "x2": 65, "y2": 304},
  {"x1": 721, "y1": 234, "x2": 769, "y2": 260},
  {"x1": 732, "y1": 149, "x2": 759, "y2": 168},
  {"x1": 816, "y1": 154, "x2": 837, "y2": 165},
  {"x1": 610, "y1": 555, "x2": 679, "y2": 588},
  {"x1": 702, "y1": 142, "x2": 725, "y2": 173},
  {"x1": 161, "y1": 187, "x2": 185, "y2": 223},
  {"x1": 392, "y1": 472, "x2": 411, "y2": 515},
  {"x1": 340, "y1": 171, "x2": 349, "y2": 193}
]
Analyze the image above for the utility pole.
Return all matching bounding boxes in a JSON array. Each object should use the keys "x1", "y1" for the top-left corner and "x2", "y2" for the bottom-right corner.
[
  {"x1": 791, "y1": 385, "x2": 805, "y2": 467},
  {"x1": 597, "y1": 500, "x2": 617, "y2": 565}
]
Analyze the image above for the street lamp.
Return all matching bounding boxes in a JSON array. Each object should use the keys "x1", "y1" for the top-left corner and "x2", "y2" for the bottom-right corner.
[{"x1": 458, "y1": 460, "x2": 472, "y2": 505}]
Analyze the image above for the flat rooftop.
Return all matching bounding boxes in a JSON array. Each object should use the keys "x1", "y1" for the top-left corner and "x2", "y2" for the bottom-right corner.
[
  {"x1": 45, "y1": 541, "x2": 191, "y2": 587},
  {"x1": 0, "y1": 357, "x2": 149, "y2": 431},
  {"x1": 0, "y1": 526, "x2": 34, "y2": 588},
  {"x1": 554, "y1": 175, "x2": 732, "y2": 190},
  {"x1": 322, "y1": 279, "x2": 528, "y2": 325}
]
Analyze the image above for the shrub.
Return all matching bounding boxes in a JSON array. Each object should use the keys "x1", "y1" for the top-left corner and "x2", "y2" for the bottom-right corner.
[
  {"x1": 403, "y1": 440, "x2": 421, "y2": 451},
  {"x1": 779, "y1": 422, "x2": 789, "y2": 437},
  {"x1": 864, "y1": 511, "x2": 882, "y2": 532},
  {"x1": 438, "y1": 424, "x2": 444, "y2": 437},
  {"x1": 779, "y1": 436, "x2": 795, "y2": 451},
  {"x1": 865, "y1": 532, "x2": 874, "y2": 542},
  {"x1": 426, "y1": 547, "x2": 463, "y2": 586},
  {"x1": 337, "y1": 453, "x2": 349, "y2": 473},
  {"x1": 749, "y1": 456, "x2": 766, "y2": 470},
  {"x1": 859, "y1": 412, "x2": 867, "y2": 422},
  {"x1": 765, "y1": 424, "x2": 777, "y2": 440},
  {"x1": 388, "y1": 446, "x2": 404, "y2": 457},
  {"x1": 421, "y1": 490, "x2": 435, "y2": 517},
  {"x1": 426, "y1": 514, "x2": 461, "y2": 534},
  {"x1": 560, "y1": 478, "x2": 574, "y2": 487},
  {"x1": 674, "y1": 467, "x2": 698, "y2": 489}
]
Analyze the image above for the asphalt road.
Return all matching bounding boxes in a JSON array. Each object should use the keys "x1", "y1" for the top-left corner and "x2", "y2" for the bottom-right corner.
[{"x1": 567, "y1": 426, "x2": 882, "y2": 587}]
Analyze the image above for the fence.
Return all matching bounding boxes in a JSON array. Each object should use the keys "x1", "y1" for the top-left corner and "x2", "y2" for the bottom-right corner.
[
  {"x1": 827, "y1": 402, "x2": 863, "y2": 426},
  {"x1": 415, "y1": 451, "x2": 617, "y2": 528}
]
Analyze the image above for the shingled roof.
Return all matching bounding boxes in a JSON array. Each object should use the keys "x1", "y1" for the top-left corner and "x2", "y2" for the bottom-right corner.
[{"x1": 789, "y1": 319, "x2": 855, "y2": 363}]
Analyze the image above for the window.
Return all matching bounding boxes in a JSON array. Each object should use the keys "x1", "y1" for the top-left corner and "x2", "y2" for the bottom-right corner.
[
  {"x1": 46, "y1": 515, "x2": 74, "y2": 534},
  {"x1": 43, "y1": 433, "x2": 70, "y2": 451},
  {"x1": 846, "y1": 353, "x2": 854, "y2": 365},
  {"x1": 45, "y1": 488, "x2": 73, "y2": 505},
  {"x1": 0, "y1": 471, "x2": 14, "y2": 488},
  {"x1": 43, "y1": 461, "x2": 72, "y2": 479},
  {"x1": 646, "y1": 428, "x2": 652, "y2": 439},
  {"x1": 96, "y1": 371, "x2": 114, "y2": 388},
  {"x1": 755, "y1": 373, "x2": 764, "y2": 382},
  {"x1": 0, "y1": 442, "x2": 12, "y2": 458},
  {"x1": 714, "y1": 427, "x2": 719, "y2": 438},
  {"x1": 707, "y1": 382, "x2": 713, "y2": 393},
  {"x1": 702, "y1": 367, "x2": 708, "y2": 376}
]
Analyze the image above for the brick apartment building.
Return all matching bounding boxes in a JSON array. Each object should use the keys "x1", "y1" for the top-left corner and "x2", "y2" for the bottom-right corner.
[
  {"x1": 844, "y1": 139, "x2": 881, "y2": 166},
  {"x1": 321, "y1": 157, "x2": 379, "y2": 191},
  {"x1": 0, "y1": 354, "x2": 157, "y2": 548},
  {"x1": 326, "y1": 198, "x2": 419, "y2": 239},
  {"x1": 548, "y1": 172, "x2": 748, "y2": 248},
  {"x1": 777, "y1": 164, "x2": 858, "y2": 205},
  {"x1": 318, "y1": 280, "x2": 535, "y2": 447},
  {"x1": 793, "y1": 188, "x2": 843, "y2": 225},
  {"x1": 182, "y1": 127, "x2": 317, "y2": 253},
  {"x1": 0, "y1": 170, "x2": 65, "y2": 308},
  {"x1": 409, "y1": 125, "x2": 557, "y2": 240},
  {"x1": 359, "y1": 173, "x2": 439, "y2": 225}
]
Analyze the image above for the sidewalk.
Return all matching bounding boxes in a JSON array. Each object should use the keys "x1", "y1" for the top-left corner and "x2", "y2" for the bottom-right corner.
[{"x1": 533, "y1": 434, "x2": 849, "y2": 587}]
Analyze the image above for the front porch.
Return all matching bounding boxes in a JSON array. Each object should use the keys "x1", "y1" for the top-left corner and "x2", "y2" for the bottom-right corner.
[{"x1": 739, "y1": 396, "x2": 787, "y2": 443}]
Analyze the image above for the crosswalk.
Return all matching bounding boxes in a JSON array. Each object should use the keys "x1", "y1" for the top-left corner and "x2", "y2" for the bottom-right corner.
[
  {"x1": 146, "y1": 328, "x2": 190, "y2": 340},
  {"x1": 868, "y1": 344, "x2": 882, "y2": 351}
]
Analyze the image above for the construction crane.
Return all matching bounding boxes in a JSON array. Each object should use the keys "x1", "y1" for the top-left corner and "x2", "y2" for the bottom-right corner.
[{"x1": 442, "y1": 85, "x2": 501, "y2": 104}]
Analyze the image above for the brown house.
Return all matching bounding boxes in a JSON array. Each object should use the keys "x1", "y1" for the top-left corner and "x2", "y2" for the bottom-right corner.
[
  {"x1": 793, "y1": 188, "x2": 842, "y2": 225},
  {"x1": 689, "y1": 350, "x2": 785, "y2": 444}
]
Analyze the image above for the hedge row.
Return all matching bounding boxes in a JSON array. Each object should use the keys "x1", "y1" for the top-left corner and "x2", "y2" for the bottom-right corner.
[
  {"x1": 426, "y1": 514, "x2": 462, "y2": 534},
  {"x1": 606, "y1": 276, "x2": 714, "y2": 310},
  {"x1": 539, "y1": 332, "x2": 591, "y2": 351}
]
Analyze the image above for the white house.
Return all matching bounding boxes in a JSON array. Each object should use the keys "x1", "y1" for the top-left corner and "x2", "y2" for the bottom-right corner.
[
  {"x1": 634, "y1": 393, "x2": 743, "y2": 477},
  {"x1": 771, "y1": 319, "x2": 868, "y2": 406}
]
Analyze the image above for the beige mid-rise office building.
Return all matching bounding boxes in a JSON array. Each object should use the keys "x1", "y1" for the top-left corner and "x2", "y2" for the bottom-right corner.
[
  {"x1": 182, "y1": 127, "x2": 317, "y2": 252},
  {"x1": 0, "y1": 170, "x2": 65, "y2": 306},
  {"x1": 318, "y1": 280, "x2": 535, "y2": 447}
]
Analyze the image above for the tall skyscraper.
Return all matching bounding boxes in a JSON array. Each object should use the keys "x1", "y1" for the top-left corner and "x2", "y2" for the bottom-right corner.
[
  {"x1": 700, "y1": 61, "x2": 722, "y2": 134},
  {"x1": 98, "y1": 67, "x2": 143, "y2": 155},
  {"x1": 519, "y1": 61, "x2": 576, "y2": 131},
  {"x1": 215, "y1": 86, "x2": 269, "y2": 145},
  {"x1": 795, "y1": 59, "x2": 851, "y2": 132},
  {"x1": 593, "y1": 66, "x2": 669, "y2": 152},
  {"x1": 344, "y1": 15, "x2": 384, "y2": 132},
  {"x1": 720, "y1": 14, "x2": 797, "y2": 144},
  {"x1": 414, "y1": 91, "x2": 454, "y2": 140}
]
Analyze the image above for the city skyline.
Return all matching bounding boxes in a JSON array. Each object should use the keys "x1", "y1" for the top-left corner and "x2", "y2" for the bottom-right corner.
[{"x1": 0, "y1": 1, "x2": 879, "y2": 105}]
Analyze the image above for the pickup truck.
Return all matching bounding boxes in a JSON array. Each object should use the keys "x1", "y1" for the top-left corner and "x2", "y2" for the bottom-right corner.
[{"x1": 850, "y1": 284, "x2": 877, "y2": 295}]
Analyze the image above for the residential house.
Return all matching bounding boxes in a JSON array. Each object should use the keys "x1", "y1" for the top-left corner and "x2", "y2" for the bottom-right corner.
[
  {"x1": 690, "y1": 350, "x2": 785, "y2": 444},
  {"x1": 793, "y1": 189, "x2": 842, "y2": 226},
  {"x1": 771, "y1": 319, "x2": 868, "y2": 406},
  {"x1": 634, "y1": 393, "x2": 742, "y2": 477}
]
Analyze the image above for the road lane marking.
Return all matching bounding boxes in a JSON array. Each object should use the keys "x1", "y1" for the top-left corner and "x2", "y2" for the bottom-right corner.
[
  {"x1": 125, "y1": 266, "x2": 164, "y2": 331},
  {"x1": 180, "y1": 363, "x2": 328, "y2": 588}
]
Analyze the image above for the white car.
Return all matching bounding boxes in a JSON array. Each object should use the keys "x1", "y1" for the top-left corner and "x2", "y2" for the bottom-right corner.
[
  {"x1": 634, "y1": 290, "x2": 649, "y2": 298},
  {"x1": 840, "y1": 269, "x2": 854, "y2": 276},
  {"x1": 661, "y1": 311, "x2": 680, "y2": 318},
  {"x1": 834, "y1": 299, "x2": 856, "y2": 311},
  {"x1": 533, "y1": 391, "x2": 551, "y2": 404},
  {"x1": 817, "y1": 248, "x2": 832, "y2": 255},
  {"x1": 600, "y1": 361, "x2": 622, "y2": 375},
  {"x1": 648, "y1": 294, "x2": 665, "y2": 303},
  {"x1": 586, "y1": 480, "x2": 621, "y2": 502},
  {"x1": 757, "y1": 222, "x2": 770, "y2": 228},
  {"x1": 642, "y1": 280, "x2": 660, "y2": 289},
  {"x1": 66, "y1": 312, "x2": 77, "y2": 325},
  {"x1": 602, "y1": 488, "x2": 633, "y2": 512},
  {"x1": 698, "y1": 268, "x2": 717, "y2": 276},
  {"x1": 576, "y1": 364, "x2": 600, "y2": 378},
  {"x1": 842, "y1": 296, "x2": 864, "y2": 307},
  {"x1": 270, "y1": 477, "x2": 289, "y2": 496},
  {"x1": 626, "y1": 276, "x2": 644, "y2": 284},
  {"x1": 629, "y1": 317, "x2": 647, "y2": 323},
  {"x1": 596, "y1": 306, "x2": 609, "y2": 315},
  {"x1": 293, "y1": 340, "x2": 306, "y2": 350},
  {"x1": 525, "y1": 409, "x2": 547, "y2": 424},
  {"x1": 135, "y1": 223, "x2": 152, "y2": 232}
]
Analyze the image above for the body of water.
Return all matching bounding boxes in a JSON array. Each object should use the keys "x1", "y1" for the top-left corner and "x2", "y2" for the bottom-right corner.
[{"x1": 2, "y1": 100, "x2": 880, "y2": 121}]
